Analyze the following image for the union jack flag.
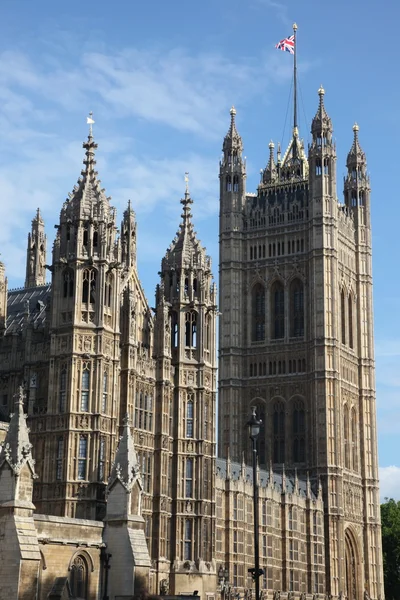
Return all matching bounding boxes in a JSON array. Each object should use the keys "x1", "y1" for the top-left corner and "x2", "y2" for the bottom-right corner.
[{"x1": 275, "y1": 34, "x2": 295, "y2": 54}]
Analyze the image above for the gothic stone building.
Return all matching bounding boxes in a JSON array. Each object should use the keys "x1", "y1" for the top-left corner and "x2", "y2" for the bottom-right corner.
[{"x1": 0, "y1": 87, "x2": 384, "y2": 600}]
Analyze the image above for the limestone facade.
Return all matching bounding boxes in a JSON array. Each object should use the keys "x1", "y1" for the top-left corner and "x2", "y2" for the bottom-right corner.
[
  {"x1": 0, "y1": 86, "x2": 384, "y2": 600},
  {"x1": 218, "y1": 91, "x2": 384, "y2": 600}
]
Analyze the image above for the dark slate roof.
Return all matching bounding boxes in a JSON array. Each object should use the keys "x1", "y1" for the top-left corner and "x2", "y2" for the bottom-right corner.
[
  {"x1": 216, "y1": 457, "x2": 317, "y2": 500},
  {"x1": 6, "y1": 284, "x2": 51, "y2": 334}
]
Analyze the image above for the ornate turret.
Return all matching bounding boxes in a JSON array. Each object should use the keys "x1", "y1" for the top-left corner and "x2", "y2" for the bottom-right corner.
[
  {"x1": 107, "y1": 414, "x2": 142, "y2": 518},
  {"x1": 344, "y1": 123, "x2": 370, "y2": 215},
  {"x1": 308, "y1": 86, "x2": 337, "y2": 213},
  {"x1": 223, "y1": 106, "x2": 243, "y2": 154},
  {"x1": 25, "y1": 208, "x2": 46, "y2": 288},
  {"x1": 0, "y1": 386, "x2": 37, "y2": 507},
  {"x1": 311, "y1": 85, "x2": 333, "y2": 141},
  {"x1": 121, "y1": 200, "x2": 137, "y2": 269},
  {"x1": 262, "y1": 141, "x2": 277, "y2": 184},
  {"x1": 105, "y1": 415, "x2": 151, "y2": 599}
]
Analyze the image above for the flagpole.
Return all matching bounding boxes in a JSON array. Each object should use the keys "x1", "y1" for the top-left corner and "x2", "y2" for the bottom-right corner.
[{"x1": 293, "y1": 22, "x2": 298, "y2": 132}]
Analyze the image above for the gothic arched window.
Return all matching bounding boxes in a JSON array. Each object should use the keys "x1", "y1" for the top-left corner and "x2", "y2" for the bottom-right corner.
[
  {"x1": 59, "y1": 367, "x2": 67, "y2": 413},
  {"x1": 252, "y1": 283, "x2": 265, "y2": 342},
  {"x1": 341, "y1": 289, "x2": 346, "y2": 345},
  {"x1": 233, "y1": 175, "x2": 239, "y2": 192},
  {"x1": 271, "y1": 281, "x2": 285, "y2": 339},
  {"x1": 80, "y1": 363, "x2": 90, "y2": 412},
  {"x1": 226, "y1": 176, "x2": 232, "y2": 192},
  {"x1": 172, "y1": 311, "x2": 178, "y2": 349},
  {"x1": 348, "y1": 294, "x2": 354, "y2": 349},
  {"x1": 293, "y1": 398, "x2": 305, "y2": 463},
  {"x1": 185, "y1": 311, "x2": 197, "y2": 348},
  {"x1": 184, "y1": 519, "x2": 193, "y2": 560},
  {"x1": 63, "y1": 269, "x2": 74, "y2": 298},
  {"x1": 186, "y1": 398, "x2": 194, "y2": 438},
  {"x1": 344, "y1": 404, "x2": 350, "y2": 469},
  {"x1": 351, "y1": 408, "x2": 358, "y2": 472},
  {"x1": 102, "y1": 370, "x2": 108, "y2": 413},
  {"x1": 290, "y1": 279, "x2": 304, "y2": 337},
  {"x1": 273, "y1": 401, "x2": 285, "y2": 463},
  {"x1": 82, "y1": 269, "x2": 97, "y2": 304},
  {"x1": 104, "y1": 274, "x2": 113, "y2": 308},
  {"x1": 70, "y1": 554, "x2": 88, "y2": 599}
]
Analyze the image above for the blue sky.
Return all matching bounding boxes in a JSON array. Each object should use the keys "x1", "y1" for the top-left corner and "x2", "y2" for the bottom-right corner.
[{"x1": 0, "y1": 0, "x2": 399, "y2": 498}]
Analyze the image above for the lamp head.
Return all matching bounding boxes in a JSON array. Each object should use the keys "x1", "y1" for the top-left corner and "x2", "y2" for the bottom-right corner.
[{"x1": 247, "y1": 406, "x2": 261, "y2": 441}]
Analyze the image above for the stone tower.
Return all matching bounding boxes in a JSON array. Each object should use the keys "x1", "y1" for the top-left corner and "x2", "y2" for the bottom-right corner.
[
  {"x1": 218, "y1": 89, "x2": 384, "y2": 599},
  {"x1": 30, "y1": 127, "x2": 121, "y2": 519},
  {"x1": 25, "y1": 208, "x2": 47, "y2": 288},
  {"x1": 157, "y1": 181, "x2": 217, "y2": 596}
]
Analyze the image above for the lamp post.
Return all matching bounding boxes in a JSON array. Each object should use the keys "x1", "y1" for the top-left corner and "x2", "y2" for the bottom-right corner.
[
  {"x1": 218, "y1": 565, "x2": 230, "y2": 600},
  {"x1": 247, "y1": 407, "x2": 262, "y2": 600}
]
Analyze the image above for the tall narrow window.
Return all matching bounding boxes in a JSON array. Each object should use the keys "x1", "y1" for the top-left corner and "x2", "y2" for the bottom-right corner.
[
  {"x1": 252, "y1": 283, "x2": 265, "y2": 341},
  {"x1": 81, "y1": 364, "x2": 90, "y2": 412},
  {"x1": 293, "y1": 398, "x2": 305, "y2": 463},
  {"x1": 93, "y1": 229, "x2": 98, "y2": 248},
  {"x1": 186, "y1": 397, "x2": 194, "y2": 438},
  {"x1": 172, "y1": 311, "x2": 178, "y2": 349},
  {"x1": 351, "y1": 408, "x2": 358, "y2": 472},
  {"x1": 59, "y1": 367, "x2": 67, "y2": 412},
  {"x1": 105, "y1": 274, "x2": 113, "y2": 308},
  {"x1": 272, "y1": 282, "x2": 285, "y2": 339},
  {"x1": 98, "y1": 437, "x2": 106, "y2": 481},
  {"x1": 186, "y1": 458, "x2": 194, "y2": 497},
  {"x1": 204, "y1": 401, "x2": 209, "y2": 440},
  {"x1": 185, "y1": 311, "x2": 197, "y2": 348},
  {"x1": 101, "y1": 371, "x2": 107, "y2": 413},
  {"x1": 63, "y1": 269, "x2": 74, "y2": 298},
  {"x1": 341, "y1": 289, "x2": 346, "y2": 345},
  {"x1": 78, "y1": 436, "x2": 87, "y2": 480},
  {"x1": 56, "y1": 437, "x2": 64, "y2": 480},
  {"x1": 233, "y1": 175, "x2": 239, "y2": 192},
  {"x1": 70, "y1": 555, "x2": 88, "y2": 599},
  {"x1": 290, "y1": 279, "x2": 304, "y2": 337},
  {"x1": 226, "y1": 176, "x2": 232, "y2": 192},
  {"x1": 184, "y1": 519, "x2": 193, "y2": 560},
  {"x1": 82, "y1": 269, "x2": 97, "y2": 304},
  {"x1": 348, "y1": 295, "x2": 353, "y2": 349},
  {"x1": 344, "y1": 405, "x2": 350, "y2": 469},
  {"x1": 273, "y1": 401, "x2": 285, "y2": 463}
]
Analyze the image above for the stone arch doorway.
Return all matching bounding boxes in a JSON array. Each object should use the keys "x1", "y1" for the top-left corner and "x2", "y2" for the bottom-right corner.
[{"x1": 345, "y1": 529, "x2": 359, "y2": 600}]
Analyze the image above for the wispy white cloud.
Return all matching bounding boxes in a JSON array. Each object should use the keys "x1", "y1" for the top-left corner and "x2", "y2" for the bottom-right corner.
[
  {"x1": 380, "y1": 465, "x2": 400, "y2": 501},
  {"x1": 252, "y1": 0, "x2": 291, "y2": 27}
]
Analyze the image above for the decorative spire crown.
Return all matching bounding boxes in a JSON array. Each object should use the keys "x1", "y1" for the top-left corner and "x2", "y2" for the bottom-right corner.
[
  {"x1": 223, "y1": 106, "x2": 243, "y2": 151},
  {"x1": 0, "y1": 386, "x2": 36, "y2": 478},
  {"x1": 311, "y1": 85, "x2": 332, "y2": 135},
  {"x1": 108, "y1": 414, "x2": 141, "y2": 492},
  {"x1": 346, "y1": 122, "x2": 366, "y2": 167}
]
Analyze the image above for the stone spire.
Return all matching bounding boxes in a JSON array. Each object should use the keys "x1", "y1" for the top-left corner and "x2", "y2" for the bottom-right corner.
[
  {"x1": 346, "y1": 123, "x2": 366, "y2": 168},
  {"x1": 0, "y1": 386, "x2": 36, "y2": 478},
  {"x1": 223, "y1": 106, "x2": 243, "y2": 153},
  {"x1": 0, "y1": 386, "x2": 37, "y2": 508},
  {"x1": 25, "y1": 208, "x2": 46, "y2": 288},
  {"x1": 311, "y1": 85, "x2": 332, "y2": 138},
  {"x1": 108, "y1": 414, "x2": 141, "y2": 494},
  {"x1": 163, "y1": 175, "x2": 207, "y2": 271},
  {"x1": 64, "y1": 118, "x2": 111, "y2": 219},
  {"x1": 262, "y1": 140, "x2": 277, "y2": 184}
]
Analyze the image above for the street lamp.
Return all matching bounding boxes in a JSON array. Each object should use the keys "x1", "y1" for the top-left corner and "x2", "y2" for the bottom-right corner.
[
  {"x1": 218, "y1": 566, "x2": 230, "y2": 600},
  {"x1": 247, "y1": 407, "x2": 263, "y2": 600}
]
